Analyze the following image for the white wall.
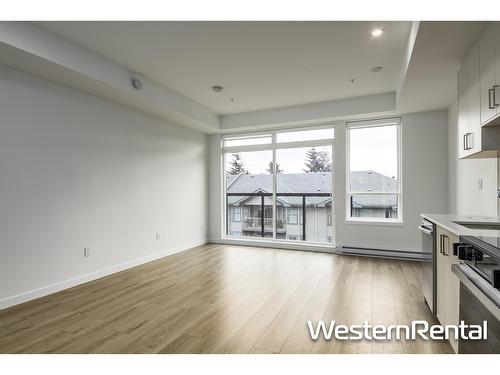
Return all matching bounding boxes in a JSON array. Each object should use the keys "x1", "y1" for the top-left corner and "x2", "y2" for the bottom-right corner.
[
  {"x1": 447, "y1": 100, "x2": 498, "y2": 215},
  {"x1": 0, "y1": 64, "x2": 208, "y2": 308},
  {"x1": 208, "y1": 110, "x2": 449, "y2": 253},
  {"x1": 220, "y1": 92, "x2": 396, "y2": 131}
]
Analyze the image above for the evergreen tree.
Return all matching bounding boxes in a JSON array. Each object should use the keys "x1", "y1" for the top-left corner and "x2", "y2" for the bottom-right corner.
[
  {"x1": 266, "y1": 161, "x2": 283, "y2": 174},
  {"x1": 303, "y1": 147, "x2": 332, "y2": 172},
  {"x1": 227, "y1": 153, "x2": 248, "y2": 175}
]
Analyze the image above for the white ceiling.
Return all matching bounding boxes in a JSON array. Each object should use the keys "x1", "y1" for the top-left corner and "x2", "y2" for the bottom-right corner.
[{"x1": 38, "y1": 21, "x2": 411, "y2": 114}]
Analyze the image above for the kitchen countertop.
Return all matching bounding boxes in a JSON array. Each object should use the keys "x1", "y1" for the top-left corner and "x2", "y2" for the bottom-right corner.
[{"x1": 421, "y1": 213, "x2": 500, "y2": 237}]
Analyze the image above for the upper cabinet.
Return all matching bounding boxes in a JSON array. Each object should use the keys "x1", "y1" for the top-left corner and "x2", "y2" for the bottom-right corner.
[
  {"x1": 458, "y1": 43, "x2": 482, "y2": 158},
  {"x1": 479, "y1": 23, "x2": 498, "y2": 124},
  {"x1": 458, "y1": 22, "x2": 500, "y2": 159}
]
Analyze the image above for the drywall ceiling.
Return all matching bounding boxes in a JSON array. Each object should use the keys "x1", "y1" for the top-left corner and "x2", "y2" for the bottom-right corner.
[
  {"x1": 38, "y1": 21, "x2": 411, "y2": 115},
  {"x1": 397, "y1": 21, "x2": 485, "y2": 114}
]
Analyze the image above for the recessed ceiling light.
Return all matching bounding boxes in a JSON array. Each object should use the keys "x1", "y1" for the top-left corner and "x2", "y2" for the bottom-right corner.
[
  {"x1": 370, "y1": 66, "x2": 384, "y2": 73},
  {"x1": 371, "y1": 28, "x2": 383, "y2": 37},
  {"x1": 212, "y1": 85, "x2": 223, "y2": 93}
]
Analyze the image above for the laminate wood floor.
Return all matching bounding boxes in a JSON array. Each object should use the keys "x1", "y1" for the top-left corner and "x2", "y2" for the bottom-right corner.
[{"x1": 0, "y1": 244, "x2": 453, "y2": 354}]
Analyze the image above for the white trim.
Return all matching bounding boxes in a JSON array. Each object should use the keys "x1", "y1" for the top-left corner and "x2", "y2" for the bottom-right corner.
[
  {"x1": 330, "y1": 136, "x2": 336, "y2": 241},
  {"x1": 223, "y1": 138, "x2": 334, "y2": 153},
  {"x1": 345, "y1": 191, "x2": 400, "y2": 195},
  {"x1": 272, "y1": 134, "x2": 277, "y2": 239},
  {"x1": 223, "y1": 133, "x2": 272, "y2": 146},
  {"x1": 0, "y1": 240, "x2": 207, "y2": 311},
  {"x1": 344, "y1": 219, "x2": 405, "y2": 226},
  {"x1": 345, "y1": 119, "x2": 403, "y2": 223},
  {"x1": 275, "y1": 139, "x2": 334, "y2": 149},
  {"x1": 346, "y1": 116, "x2": 402, "y2": 129},
  {"x1": 222, "y1": 147, "x2": 228, "y2": 236},
  {"x1": 223, "y1": 143, "x2": 274, "y2": 153},
  {"x1": 221, "y1": 122, "x2": 336, "y2": 140}
]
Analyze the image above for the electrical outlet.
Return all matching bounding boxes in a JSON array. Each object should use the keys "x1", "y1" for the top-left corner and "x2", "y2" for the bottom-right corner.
[
  {"x1": 84, "y1": 247, "x2": 91, "y2": 257},
  {"x1": 155, "y1": 232, "x2": 161, "y2": 241},
  {"x1": 478, "y1": 179, "x2": 483, "y2": 191}
]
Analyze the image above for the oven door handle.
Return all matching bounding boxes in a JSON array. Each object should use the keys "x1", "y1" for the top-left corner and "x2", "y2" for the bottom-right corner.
[
  {"x1": 418, "y1": 225, "x2": 433, "y2": 235},
  {"x1": 452, "y1": 263, "x2": 500, "y2": 321}
]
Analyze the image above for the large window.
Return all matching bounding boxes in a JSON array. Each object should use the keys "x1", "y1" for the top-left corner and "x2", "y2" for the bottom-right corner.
[
  {"x1": 223, "y1": 127, "x2": 335, "y2": 244},
  {"x1": 346, "y1": 118, "x2": 402, "y2": 223}
]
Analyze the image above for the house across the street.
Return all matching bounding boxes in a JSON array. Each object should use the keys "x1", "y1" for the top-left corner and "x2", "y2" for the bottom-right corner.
[{"x1": 226, "y1": 170, "x2": 398, "y2": 243}]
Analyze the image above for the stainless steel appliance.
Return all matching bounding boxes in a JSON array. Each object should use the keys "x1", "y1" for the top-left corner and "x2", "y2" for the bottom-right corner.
[
  {"x1": 419, "y1": 219, "x2": 436, "y2": 314},
  {"x1": 452, "y1": 235, "x2": 500, "y2": 354}
]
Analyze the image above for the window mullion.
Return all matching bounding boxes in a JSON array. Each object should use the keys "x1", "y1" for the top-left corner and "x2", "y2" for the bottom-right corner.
[{"x1": 272, "y1": 133, "x2": 277, "y2": 240}]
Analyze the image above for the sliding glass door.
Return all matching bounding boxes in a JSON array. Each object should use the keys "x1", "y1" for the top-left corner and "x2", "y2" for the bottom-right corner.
[{"x1": 223, "y1": 127, "x2": 334, "y2": 245}]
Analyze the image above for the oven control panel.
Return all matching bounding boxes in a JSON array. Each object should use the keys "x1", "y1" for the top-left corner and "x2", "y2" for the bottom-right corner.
[{"x1": 457, "y1": 244, "x2": 483, "y2": 262}]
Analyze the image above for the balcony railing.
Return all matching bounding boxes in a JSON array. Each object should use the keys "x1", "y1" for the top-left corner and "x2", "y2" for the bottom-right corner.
[{"x1": 226, "y1": 192, "x2": 331, "y2": 240}]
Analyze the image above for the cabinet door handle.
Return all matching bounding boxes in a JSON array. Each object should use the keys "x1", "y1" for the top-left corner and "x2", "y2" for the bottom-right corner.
[
  {"x1": 493, "y1": 85, "x2": 500, "y2": 107},
  {"x1": 489, "y1": 88, "x2": 496, "y2": 109},
  {"x1": 439, "y1": 234, "x2": 449, "y2": 256},
  {"x1": 464, "y1": 132, "x2": 472, "y2": 150}
]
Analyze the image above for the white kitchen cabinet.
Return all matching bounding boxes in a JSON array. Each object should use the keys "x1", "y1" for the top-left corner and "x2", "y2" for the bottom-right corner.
[
  {"x1": 468, "y1": 43, "x2": 482, "y2": 155},
  {"x1": 479, "y1": 23, "x2": 498, "y2": 125},
  {"x1": 458, "y1": 43, "x2": 481, "y2": 158},
  {"x1": 458, "y1": 22, "x2": 500, "y2": 159},
  {"x1": 435, "y1": 225, "x2": 460, "y2": 353},
  {"x1": 457, "y1": 58, "x2": 469, "y2": 158},
  {"x1": 495, "y1": 22, "x2": 500, "y2": 114}
]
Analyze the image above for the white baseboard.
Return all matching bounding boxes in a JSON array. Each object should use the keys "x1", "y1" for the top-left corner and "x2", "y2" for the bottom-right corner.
[{"x1": 0, "y1": 239, "x2": 207, "y2": 311}]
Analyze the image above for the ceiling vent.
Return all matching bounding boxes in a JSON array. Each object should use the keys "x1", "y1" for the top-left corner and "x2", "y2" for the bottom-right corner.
[{"x1": 131, "y1": 77, "x2": 143, "y2": 90}]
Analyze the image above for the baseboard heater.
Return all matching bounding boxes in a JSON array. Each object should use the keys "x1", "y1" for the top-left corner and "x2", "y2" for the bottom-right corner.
[{"x1": 339, "y1": 246, "x2": 428, "y2": 261}]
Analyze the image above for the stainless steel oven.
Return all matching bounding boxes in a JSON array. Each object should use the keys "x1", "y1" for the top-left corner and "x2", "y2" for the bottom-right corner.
[{"x1": 452, "y1": 235, "x2": 500, "y2": 353}]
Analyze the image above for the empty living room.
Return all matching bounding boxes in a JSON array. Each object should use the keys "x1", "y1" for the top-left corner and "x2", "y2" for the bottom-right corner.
[{"x1": 1, "y1": 1, "x2": 500, "y2": 374}]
